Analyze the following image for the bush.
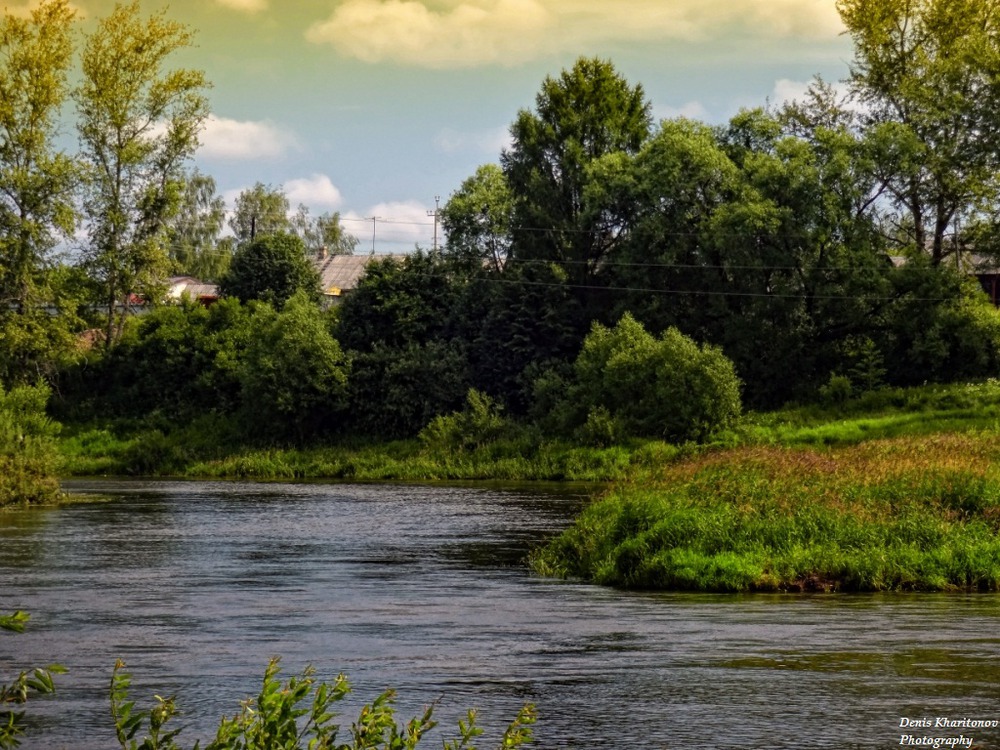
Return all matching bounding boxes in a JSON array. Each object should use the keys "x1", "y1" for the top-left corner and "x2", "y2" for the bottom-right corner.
[
  {"x1": 419, "y1": 389, "x2": 509, "y2": 452},
  {"x1": 55, "y1": 297, "x2": 267, "y2": 422},
  {"x1": 547, "y1": 312, "x2": 742, "y2": 443},
  {"x1": 240, "y1": 293, "x2": 350, "y2": 441},
  {"x1": 0, "y1": 382, "x2": 61, "y2": 506},
  {"x1": 110, "y1": 657, "x2": 535, "y2": 750}
]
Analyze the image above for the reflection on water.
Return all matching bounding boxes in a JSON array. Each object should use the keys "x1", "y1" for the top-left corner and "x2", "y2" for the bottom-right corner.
[{"x1": 2, "y1": 480, "x2": 1000, "y2": 749}]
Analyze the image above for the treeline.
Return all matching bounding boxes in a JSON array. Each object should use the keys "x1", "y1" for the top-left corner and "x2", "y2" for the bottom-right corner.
[
  {"x1": 6, "y1": 0, "x2": 1000, "y2": 460},
  {"x1": 0, "y1": 0, "x2": 356, "y2": 388}
]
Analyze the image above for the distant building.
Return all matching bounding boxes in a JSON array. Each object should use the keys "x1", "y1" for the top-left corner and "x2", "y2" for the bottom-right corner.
[
  {"x1": 312, "y1": 252, "x2": 407, "y2": 306},
  {"x1": 163, "y1": 252, "x2": 409, "y2": 309},
  {"x1": 167, "y1": 276, "x2": 219, "y2": 305}
]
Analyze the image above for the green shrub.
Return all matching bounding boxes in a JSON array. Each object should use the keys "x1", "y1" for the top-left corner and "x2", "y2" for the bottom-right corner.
[
  {"x1": 0, "y1": 382, "x2": 61, "y2": 506},
  {"x1": 110, "y1": 657, "x2": 535, "y2": 750},
  {"x1": 218, "y1": 232, "x2": 321, "y2": 308},
  {"x1": 419, "y1": 389, "x2": 509, "y2": 452},
  {"x1": 1, "y1": 612, "x2": 64, "y2": 750},
  {"x1": 240, "y1": 292, "x2": 351, "y2": 441},
  {"x1": 548, "y1": 312, "x2": 742, "y2": 443}
]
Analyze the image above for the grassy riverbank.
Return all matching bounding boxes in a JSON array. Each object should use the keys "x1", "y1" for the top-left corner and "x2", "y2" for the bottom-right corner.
[
  {"x1": 57, "y1": 380, "x2": 1000, "y2": 481},
  {"x1": 527, "y1": 381, "x2": 1000, "y2": 592},
  {"x1": 56, "y1": 381, "x2": 1000, "y2": 591},
  {"x1": 531, "y1": 432, "x2": 1000, "y2": 591}
]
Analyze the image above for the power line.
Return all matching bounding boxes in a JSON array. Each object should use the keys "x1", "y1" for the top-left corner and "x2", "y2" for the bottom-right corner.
[{"x1": 381, "y1": 268, "x2": 957, "y2": 304}]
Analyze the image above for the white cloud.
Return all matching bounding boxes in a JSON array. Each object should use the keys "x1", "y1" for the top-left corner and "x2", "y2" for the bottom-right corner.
[
  {"x1": 771, "y1": 78, "x2": 813, "y2": 106},
  {"x1": 198, "y1": 115, "x2": 298, "y2": 160},
  {"x1": 285, "y1": 174, "x2": 344, "y2": 211},
  {"x1": 434, "y1": 125, "x2": 511, "y2": 155},
  {"x1": 306, "y1": 0, "x2": 552, "y2": 67},
  {"x1": 306, "y1": 0, "x2": 845, "y2": 68},
  {"x1": 343, "y1": 200, "x2": 435, "y2": 250},
  {"x1": 654, "y1": 101, "x2": 712, "y2": 121},
  {"x1": 213, "y1": 0, "x2": 267, "y2": 11}
]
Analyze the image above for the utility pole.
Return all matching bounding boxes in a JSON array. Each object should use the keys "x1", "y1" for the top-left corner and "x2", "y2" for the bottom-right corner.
[
  {"x1": 369, "y1": 216, "x2": 381, "y2": 255},
  {"x1": 427, "y1": 195, "x2": 440, "y2": 252}
]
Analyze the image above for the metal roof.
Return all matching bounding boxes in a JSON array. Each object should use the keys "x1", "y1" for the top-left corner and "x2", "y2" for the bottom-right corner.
[{"x1": 313, "y1": 253, "x2": 407, "y2": 296}]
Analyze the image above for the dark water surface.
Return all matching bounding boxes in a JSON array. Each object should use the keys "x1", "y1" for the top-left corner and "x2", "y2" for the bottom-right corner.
[{"x1": 2, "y1": 480, "x2": 1000, "y2": 749}]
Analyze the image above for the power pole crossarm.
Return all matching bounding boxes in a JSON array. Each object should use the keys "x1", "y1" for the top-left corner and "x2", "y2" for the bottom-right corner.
[{"x1": 427, "y1": 195, "x2": 440, "y2": 252}]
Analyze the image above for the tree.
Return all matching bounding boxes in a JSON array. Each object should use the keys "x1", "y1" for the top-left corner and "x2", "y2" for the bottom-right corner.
[
  {"x1": 240, "y1": 293, "x2": 350, "y2": 441},
  {"x1": 335, "y1": 252, "x2": 474, "y2": 435},
  {"x1": 166, "y1": 168, "x2": 228, "y2": 280},
  {"x1": 837, "y1": 0, "x2": 1000, "y2": 264},
  {"x1": 228, "y1": 182, "x2": 290, "y2": 245},
  {"x1": 502, "y1": 57, "x2": 652, "y2": 284},
  {"x1": 441, "y1": 163, "x2": 513, "y2": 272},
  {"x1": 75, "y1": 0, "x2": 209, "y2": 347},
  {"x1": 218, "y1": 231, "x2": 321, "y2": 307},
  {"x1": 290, "y1": 204, "x2": 358, "y2": 257},
  {"x1": 0, "y1": 0, "x2": 76, "y2": 314}
]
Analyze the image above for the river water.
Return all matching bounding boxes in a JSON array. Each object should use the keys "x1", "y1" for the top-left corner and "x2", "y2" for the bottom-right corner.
[{"x1": 2, "y1": 480, "x2": 1000, "y2": 749}]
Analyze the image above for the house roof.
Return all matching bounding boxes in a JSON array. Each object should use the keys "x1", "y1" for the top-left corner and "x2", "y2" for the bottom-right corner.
[
  {"x1": 313, "y1": 253, "x2": 407, "y2": 296},
  {"x1": 167, "y1": 276, "x2": 218, "y2": 300}
]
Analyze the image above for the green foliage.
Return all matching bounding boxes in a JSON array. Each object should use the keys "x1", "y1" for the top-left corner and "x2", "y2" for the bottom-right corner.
[
  {"x1": 419, "y1": 389, "x2": 509, "y2": 452},
  {"x1": 1, "y1": 612, "x2": 65, "y2": 750},
  {"x1": 348, "y1": 341, "x2": 470, "y2": 440},
  {"x1": 166, "y1": 170, "x2": 228, "y2": 281},
  {"x1": 75, "y1": 0, "x2": 209, "y2": 347},
  {"x1": 228, "y1": 182, "x2": 291, "y2": 246},
  {"x1": 290, "y1": 204, "x2": 358, "y2": 258},
  {"x1": 240, "y1": 293, "x2": 350, "y2": 441},
  {"x1": 550, "y1": 313, "x2": 742, "y2": 443},
  {"x1": 57, "y1": 297, "x2": 265, "y2": 422},
  {"x1": 0, "y1": 381, "x2": 60, "y2": 506},
  {"x1": 532, "y1": 436, "x2": 1000, "y2": 592},
  {"x1": 837, "y1": 0, "x2": 1000, "y2": 263},
  {"x1": 336, "y1": 252, "x2": 478, "y2": 437},
  {"x1": 503, "y1": 56, "x2": 652, "y2": 282},
  {"x1": 441, "y1": 164, "x2": 513, "y2": 272},
  {"x1": 881, "y1": 274, "x2": 1000, "y2": 386},
  {"x1": 219, "y1": 232, "x2": 321, "y2": 308},
  {"x1": 0, "y1": 0, "x2": 77, "y2": 314},
  {"x1": 818, "y1": 374, "x2": 853, "y2": 405},
  {"x1": 109, "y1": 658, "x2": 534, "y2": 750}
]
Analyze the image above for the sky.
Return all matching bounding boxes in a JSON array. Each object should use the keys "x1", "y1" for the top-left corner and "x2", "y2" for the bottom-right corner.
[{"x1": 9, "y1": 0, "x2": 856, "y2": 253}]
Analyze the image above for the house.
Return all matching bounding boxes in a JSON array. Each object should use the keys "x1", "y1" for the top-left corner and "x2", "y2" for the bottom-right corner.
[
  {"x1": 312, "y1": 251, "x2": 407, "y2": 306},
  {"x1": 167, "y1": 276, "x2": 219, "y2": 305}
]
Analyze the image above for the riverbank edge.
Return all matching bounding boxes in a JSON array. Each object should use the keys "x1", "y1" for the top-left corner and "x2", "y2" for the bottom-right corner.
[{"x1": 51, "y1": 381, "x2": 1000, "y2": 592}]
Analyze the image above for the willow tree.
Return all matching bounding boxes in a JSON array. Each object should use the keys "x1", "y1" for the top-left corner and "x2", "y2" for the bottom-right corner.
[
  {"x1": 838, "y1": 0, "x2": 1000, "y2": 264},
  {"x1": 76, "y1": 1, "x2": 209, "y2": 347}
]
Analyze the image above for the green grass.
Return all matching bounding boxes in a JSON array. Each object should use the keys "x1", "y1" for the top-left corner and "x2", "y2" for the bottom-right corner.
[
  {"x1": 532, "y1": 433, "x2": 1000, "y2": 591},
  {"x1": 56, "y1": 380, "x2": 1000, "y2": 592}
]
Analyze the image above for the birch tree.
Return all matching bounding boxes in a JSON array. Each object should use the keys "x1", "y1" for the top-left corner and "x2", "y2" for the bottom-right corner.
[
  {"x1": 838, "y1": 0, "x2": 1000, "y2": 263},
  {"x1": 76, "y1": 0, "x2": 209, "y2": 347},
  {"x1": 0, "y1": 0, "x2": 76, "y2": 312}
]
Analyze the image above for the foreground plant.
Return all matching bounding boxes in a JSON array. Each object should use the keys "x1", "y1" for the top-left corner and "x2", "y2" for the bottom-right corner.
[
  {"x1": 1, "y1": 612, "x2": 65, "y2": 750},
  {"x1": 111, "y1": 658, "x2": 535, "y2": 750}
]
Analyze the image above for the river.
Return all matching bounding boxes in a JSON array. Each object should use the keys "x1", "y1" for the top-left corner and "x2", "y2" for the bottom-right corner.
[{"x1": 2, "y1": 480, "x2": 999, "y2": 749}]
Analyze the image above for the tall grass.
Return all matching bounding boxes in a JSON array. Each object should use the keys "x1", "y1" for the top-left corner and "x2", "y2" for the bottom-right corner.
[{"x1": 532, "y1": 433, "x2": 1000, "y2": 591}]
